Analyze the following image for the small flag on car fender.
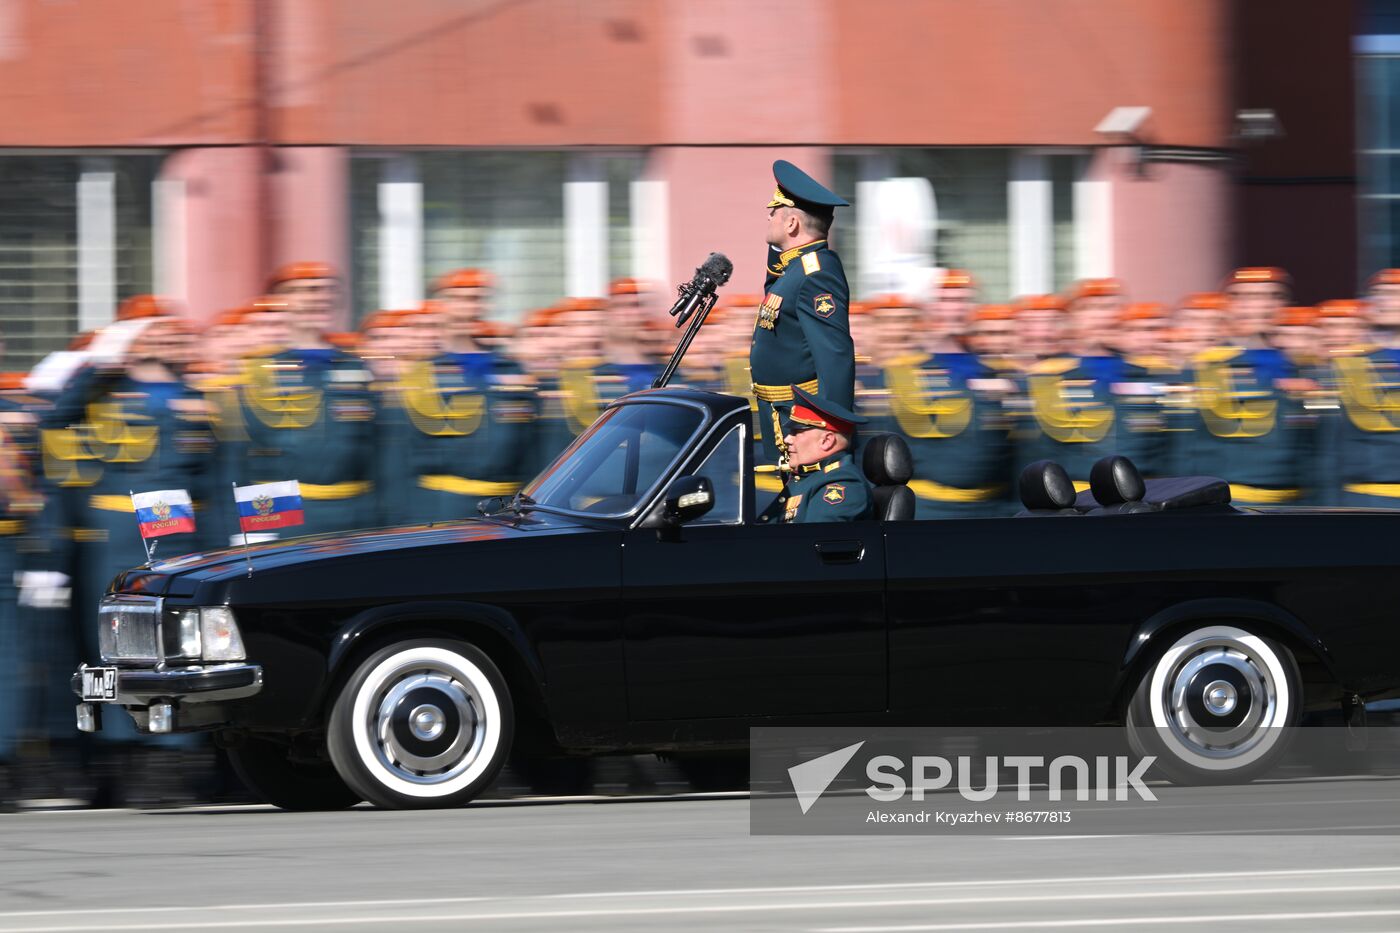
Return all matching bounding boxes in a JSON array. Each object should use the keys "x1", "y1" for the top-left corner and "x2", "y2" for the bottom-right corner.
[
  {"x1": 233, "y1": 480, "x2": 305, "y2": 532},
  {"x1": 130, "y1": 489, "x2": 196, "y2": 538}
]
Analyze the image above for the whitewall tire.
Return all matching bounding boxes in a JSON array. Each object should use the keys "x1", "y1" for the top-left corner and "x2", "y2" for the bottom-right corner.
[
  {"x1": 328, "y1": 639, "x2": 514, "y2": 809},
  {"x1": 1126, "y1": 625, "x2": 1300, "y2": 785}
]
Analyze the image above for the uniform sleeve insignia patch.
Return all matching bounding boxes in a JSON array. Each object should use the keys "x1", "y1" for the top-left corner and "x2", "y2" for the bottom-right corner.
[
  {"x1": 802, "y1": 252, "x2": 822, "y2": 275},
  {"x1": 822, "y1": 484, "x2": 846, "y2": 504},
  {"x1": 814, "y1": 293, "x2": 836, "y2": 318}
]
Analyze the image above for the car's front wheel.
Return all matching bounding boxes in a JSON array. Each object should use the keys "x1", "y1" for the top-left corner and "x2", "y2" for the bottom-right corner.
[
  {"x1": 327, "y1": 639, "x2": 514, "y2": 809},
  {"x1": 226, "y1": 735, "x2": 362, "y2": 811},
  {"x1": 1126, "y1": 624, "x2": 1301, "y2": 785}
]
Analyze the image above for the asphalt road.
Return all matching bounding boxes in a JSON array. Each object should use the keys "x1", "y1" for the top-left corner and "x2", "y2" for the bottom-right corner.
[{"x1": 2, "y1": 784, "x2": 1399, "y2": 932}]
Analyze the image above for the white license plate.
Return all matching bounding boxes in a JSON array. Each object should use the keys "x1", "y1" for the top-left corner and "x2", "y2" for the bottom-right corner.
[{"x1": 80, "y1": 667, "x2": 118, "y2": 702}]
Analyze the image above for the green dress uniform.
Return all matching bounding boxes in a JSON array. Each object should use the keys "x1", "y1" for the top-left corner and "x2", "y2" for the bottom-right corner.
[
  {"x1": 41, "y1": 366, "x2": 216, "y2": 745},
  {"x1": 749, "y1": 160, "x2": 855, "y2": 465},
  {"x1": 398, "y1": 352, "x2": 537, "y2": 524},
  {"x1": 237, "y1": 348, "x2": 376, "y2": 536},
  {"x1": 1014, "y1": 355, "x2": 1122, "y2": 491},
  {"x1": 1328, "y1": 346, "x2": 1400, "y2": 507},
  {"x1": 760, "y1": 454, "x2": 872, "y2": 523},
  {"x1": 1113, "y1": 354, "x2": 1180, "y2": 478},
  {"x1": 1179, "y1": 346, "x2": 1313, "y2": 506},
  {"x1": 0, "y1": 388, "x2": 40, "y2": 771},
  {"x1": 862, "y1": 351, "x2": 1014, "y2": 519}
]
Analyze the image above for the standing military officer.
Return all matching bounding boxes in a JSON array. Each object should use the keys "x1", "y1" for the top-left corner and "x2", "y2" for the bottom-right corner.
[
  {"x1": 400, "y1": 273, "x2": 536, "y2": 523},
  {"x1": 240, "y1": 263, "x2": 376, "y2": 535},
  {"x1": 1184, "y1": 268, "x2": 1312, "y2": 505},
  {"x1": 760, "y1": 386, "x2": 871, "y2": 524},
  {"x1": 750, "y1": 160, "x2": 854, "y2": 466}
]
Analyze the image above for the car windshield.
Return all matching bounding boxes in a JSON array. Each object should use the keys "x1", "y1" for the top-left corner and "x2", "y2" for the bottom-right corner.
[{"x1": 522, "y1": 401, "x2": 706, "y2": 517}]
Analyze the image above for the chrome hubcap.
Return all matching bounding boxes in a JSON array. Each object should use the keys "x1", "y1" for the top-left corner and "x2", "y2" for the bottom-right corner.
[
  {"x1": 370, "y1": 666, "x2": 486, "y2": 785},
  {"x1": 1154, "y1": 629, "x2": 1285, "y2": 762}
]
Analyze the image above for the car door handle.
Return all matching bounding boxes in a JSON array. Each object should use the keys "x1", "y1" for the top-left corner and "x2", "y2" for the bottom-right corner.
[{"x1": 816, "y1": 540, "x2": 865, "y2": 564}]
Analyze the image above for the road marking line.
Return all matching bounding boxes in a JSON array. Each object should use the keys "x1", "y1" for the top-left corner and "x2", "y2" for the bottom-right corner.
[
  {"x1": 816, "y1": 908, "x2": 1400, "y2": 931},
  {"x1": 4, "y1": 865, "x2": 1400, "y2": 919},
  {"x1": 2, "y1": 884, "x2": 1398, "y2": 931}
]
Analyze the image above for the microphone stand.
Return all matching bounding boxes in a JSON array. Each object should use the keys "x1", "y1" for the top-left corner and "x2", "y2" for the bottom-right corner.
[{"x1": 652, "y1": 282, "x2": 721, "y2": 389}]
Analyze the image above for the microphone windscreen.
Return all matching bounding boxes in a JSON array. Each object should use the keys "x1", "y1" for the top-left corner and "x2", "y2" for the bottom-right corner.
[{"x1": 700, "y1": 252, "x2": 733, "y2": 286}]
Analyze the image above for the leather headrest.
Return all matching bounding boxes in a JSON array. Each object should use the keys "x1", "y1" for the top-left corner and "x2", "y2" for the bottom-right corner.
[
  {"x1": 1018, "y1": 460, "x2": 1076, "y2": 511},
  {"x1": 861, "y1": 434, "x2": 912, "y2": 486},
  {"x1": 1090, "y1": 455, "x2": 1145, "y2": 505}
]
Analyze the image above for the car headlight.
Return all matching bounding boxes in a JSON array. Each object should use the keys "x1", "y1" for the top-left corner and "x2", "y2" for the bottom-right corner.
[
  {"x1": 164, "y1": 607, "x2": 245, "y2": 662},
  {"x1": 199, "y1": 607, "x2": 245, "y2": 661}
]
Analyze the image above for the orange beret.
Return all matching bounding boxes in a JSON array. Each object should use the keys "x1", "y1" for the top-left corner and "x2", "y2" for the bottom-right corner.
[
  {"x1": 1071, "y1": 278, "x2": 1123, "y2": 300},
  {"x1": 1225, "y1": 266, "x2": 1291, "y2": 288},
  {"x1": 1370, "y1": 269, "x2": 1400, "y2": 289},
  {"x1": 1275, "y1": 306, "x2": 1318, "y2": 326},
  {"x1": 267, "y1": 262, "x2": 337, "y2": 290},
  {"x1": 360, "y1": 310, "x2": 408, "y2": 333},
  {"x1": 68, "y1": 331, "x2": 95, "y2": 351},
  {"x1": 434, "y1": 268, "x2": 493, "y2": 292},
  {"x1": 1120, "y1": 302, "x2": 1167, "y2": 322},
  {"x1": 1016, "y1": 294, "x2": 1068, "y2": 313},
  {"x1": 1318, "y1": 299, "x2": 1363, "y2": 319},
  {"x1": 608, "y1": 277, "x2": 648, "y2": 296},
  {"x1": 210, "y1": 308, "x2": 247, "y2": 329},
  {"x1": 866, "y1": 293, "x2": 917, "y2": 312},
  {"x1": 0, "y1": 372, "x2": 27, "y2": 391},
  {"x1": 973, "y1": 304, "x2": 1015, "y2": 321},
  {"x1": 938, "y1": 269, "x2": 975, "y2": 290},
  {"x1": 848, "y1": 301, "x2": 869, "y2": 317},
  {"x1": 1180, "y1": 292, "x2": 1228, "y2": 312},
  {"x1": 723, "y1": 294, "x2": 763, "y2": 309},
  {"x1": 117, "y1": 294, "x2": 174, "y2": 321},
  {"x1": 325, "y1": 331, "x2": 361, "y2": 350},
  {"x1": 562, "y1": 297, "x2": 607, "y2": 313}
]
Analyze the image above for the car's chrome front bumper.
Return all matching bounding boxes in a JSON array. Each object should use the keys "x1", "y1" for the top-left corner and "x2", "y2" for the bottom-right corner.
[{"x1": 72, "y1": 662, "x2": 263, "y2": 734}]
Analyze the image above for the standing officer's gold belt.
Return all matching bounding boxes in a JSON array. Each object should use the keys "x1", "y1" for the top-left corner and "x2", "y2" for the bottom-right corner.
[{"x1": 752, "y1": 378, "x2": 819, "y2": 402}]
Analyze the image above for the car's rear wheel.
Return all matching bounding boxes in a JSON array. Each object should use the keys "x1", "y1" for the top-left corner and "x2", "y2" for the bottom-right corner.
[
  {"x1": 1127, "y1": 624, "x2": 1300, "y2": 785},
  {"x1": 226, "y1": 735, "x2": 361, "y2": 811},
  {"x1": 327, "y1": 639, "x2": 514, "y2": 809}
]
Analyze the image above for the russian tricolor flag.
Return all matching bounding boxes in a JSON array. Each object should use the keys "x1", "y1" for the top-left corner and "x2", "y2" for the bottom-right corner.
[
  {"x1": 234, "y1": 480, "x2": 305, "y2": 533},
  {"x1": 130, "y1": 489, "x2": 197, "y2": 539}
]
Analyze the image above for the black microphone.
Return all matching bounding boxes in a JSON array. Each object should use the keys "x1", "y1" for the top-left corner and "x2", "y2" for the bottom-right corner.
[
  {"x1": 669, "y1": 252, "x2": 733, "y2": 326},
  {"x1": 652, "y1": 252, "x2": 733, "y2": 389}
]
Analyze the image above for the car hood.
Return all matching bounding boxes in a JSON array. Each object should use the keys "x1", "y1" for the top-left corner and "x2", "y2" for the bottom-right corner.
[{"x1": 111, "y1": 514, "x2": 596, "y2": 597}]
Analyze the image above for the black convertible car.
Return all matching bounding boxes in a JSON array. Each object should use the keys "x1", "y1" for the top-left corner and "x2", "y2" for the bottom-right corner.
[{"x1": 73, "y1": 387, "x2": 1400, "y2": 809}]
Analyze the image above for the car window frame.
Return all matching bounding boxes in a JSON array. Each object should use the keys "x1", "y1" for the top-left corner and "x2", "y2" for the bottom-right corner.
[
  {"x1": 523, "y1": 396, "x2": 713, "y2": 524},
  {"x1": 632, "y1": 409, "x2": 753, "y2": 529}
]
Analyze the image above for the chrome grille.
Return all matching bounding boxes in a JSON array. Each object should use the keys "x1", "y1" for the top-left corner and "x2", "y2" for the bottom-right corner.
[{"x1": 97, "y1": 596, "x2": 162, "y2": 663}]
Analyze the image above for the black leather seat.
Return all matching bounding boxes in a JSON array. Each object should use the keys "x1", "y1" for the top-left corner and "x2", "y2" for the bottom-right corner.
[
  {"x1": 861, "y1": 434, "x2": 914, "y2": 521},
  {"x1": 1016, "y1": 460, "x2": 1080, "y2": 516}
]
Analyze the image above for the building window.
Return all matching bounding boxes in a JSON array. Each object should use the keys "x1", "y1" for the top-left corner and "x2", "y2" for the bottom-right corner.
[
  {"x1": 1358, "y1": 48, "x2": 1400, "y2": 276},
  {"x1": 833, "y1": 148, "x2": 1088, "y2": 303},
  {"x1": 0, "y1": 154, "x2": 158, "y2": 371},
  {"x1": 350, "y1": 150, "x2": 644, "y2": 323}
]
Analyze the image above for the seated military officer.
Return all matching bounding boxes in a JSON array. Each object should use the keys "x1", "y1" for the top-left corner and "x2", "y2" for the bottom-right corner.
[{"x1": 760, "y1": 385, "x2": 872, "y2": 523}]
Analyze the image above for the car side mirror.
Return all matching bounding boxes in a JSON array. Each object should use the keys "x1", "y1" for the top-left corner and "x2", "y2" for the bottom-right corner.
[{"x1": 662, "y1": 475, "x2": 714, "y2": 526}]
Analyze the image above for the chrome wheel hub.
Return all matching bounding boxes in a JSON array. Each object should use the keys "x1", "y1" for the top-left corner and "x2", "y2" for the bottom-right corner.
[
  {"x1": 370, "y1": 666, "x2": 486, "y2": 785},
  {"x1": 1202, "y1": 679, "x2": 1238, "y2": 717},
  {"x1": 1147, "y1": 627, "x2": 1290, "y2": 767}
]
